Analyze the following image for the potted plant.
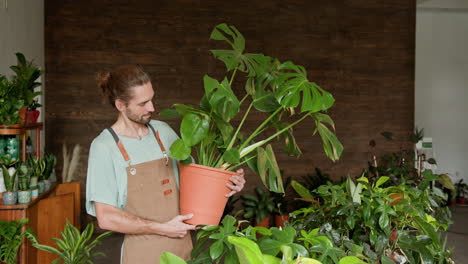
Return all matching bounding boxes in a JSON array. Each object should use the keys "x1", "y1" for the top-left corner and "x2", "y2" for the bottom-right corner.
[
  {"x1": 0, "y1": 218, "x2": 37, "y2": 264},
  {"x1": 241, "y1": 187, "x2": 276, "y2": 228},
  {"x1": 1, "y1": 155, "x2": 18, "y2": 205},
  {"x1": 10, "y1": 52, "x2": 43, "y2": 121},
  {"x1": 0, "y1": 75, "x2": 26, "y2": 127},
  {"x1": 34, "y1": 220, "x2": 112, "y2": 264},
  {"x1": 17, "y1": 162, "x2": 32, "y2": 203},
  {"x1": 455, "y1": 179, "x2": 468, "y2": 204},
  {"x1": 163, "y1": 23, "x2": 343, "y2": 225},
  {"x1": 271, "y1": 176, "x2": 292, "y2": 227},
  {"x1": 28, "y1": 156, "x2": 46, "y2": 194},
  {"x1": 25, "y1": 99, "x2": 41, "y2": 124},
  {"x1": 43, "y1": 152, "x2": 57, "y2": 189}
]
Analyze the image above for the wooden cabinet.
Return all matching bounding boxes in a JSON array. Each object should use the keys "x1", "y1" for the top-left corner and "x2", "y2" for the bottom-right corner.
[{"x1": 0, "y1": 182, "x2": 81, "y2": 264}]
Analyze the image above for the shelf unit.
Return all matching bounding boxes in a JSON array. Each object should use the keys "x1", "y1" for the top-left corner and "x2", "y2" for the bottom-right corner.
[
  {"x1": 1, "y1": 122, "x2": 81, "y2": 263},
  {"x1": 0, "y1": 122, "x2": 43, "y2": 160}
]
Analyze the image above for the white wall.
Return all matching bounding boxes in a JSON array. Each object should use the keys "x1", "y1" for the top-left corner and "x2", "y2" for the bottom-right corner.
[
  {"x1": 416, "y1": 0, "x2": 468, "y2": 183},
  {"x1": 0, "y1": 0, "x2": 45, "y2": 147}
]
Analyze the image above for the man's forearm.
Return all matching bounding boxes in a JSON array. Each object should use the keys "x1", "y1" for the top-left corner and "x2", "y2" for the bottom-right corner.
[{"x1": 95, "y1": 202, "x2": 163, "y2": 235}]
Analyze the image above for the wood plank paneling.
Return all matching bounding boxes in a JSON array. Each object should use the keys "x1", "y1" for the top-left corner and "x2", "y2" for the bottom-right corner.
[{"x1": 45, "y1": 0, "x2": 415, "y2": 211}]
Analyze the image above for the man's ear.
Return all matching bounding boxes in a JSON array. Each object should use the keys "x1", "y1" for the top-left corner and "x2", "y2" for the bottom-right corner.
[{"x1": 115, "y1": 99, "x2": 127, "y2": 112}]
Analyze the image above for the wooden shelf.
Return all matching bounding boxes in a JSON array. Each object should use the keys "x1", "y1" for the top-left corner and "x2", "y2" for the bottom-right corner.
[
  {"x1": 0, "y1": 183, "x2": 57, "y2": 210},
  {"x1": 0, "y1": 182, "x2": 80, "y2": 264},
  {"x1": 0, "y1": 122, "x2": 43, "y2": 160}
]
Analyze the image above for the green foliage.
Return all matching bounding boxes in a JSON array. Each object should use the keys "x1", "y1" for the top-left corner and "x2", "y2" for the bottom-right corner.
[
  {"x1": 241, "y1": 187, "x2": 276, "y2": 224},
  {"x1": 290, "y1": 172, "x2": 454, "y2": 263},
  {"x1": 10, "y1": 52, "x2": 43, "y2": 108},
  {"x1": 0, "y1": 218, "x2": 38, "y2": 264},
  {"x1": 27, "y1": 155, "x2": 46, "y2": 181},
  {"x1": 0, "y1": 75, "x2": 25, "y2": 125},
  {"x1": 17, "y1": 162, "x2": 31, "y2": 191},
  {"x1": 190, "y1": 215, "x2": 244, "y2": 264},
  {"x1": 455, "y1": 179, "x2": 468, "y2": 198},
  {"x1": 34, "y1": 220, "x2": 112, "y2": 264},
  {"x1": 163, "y1": 23, "x2": 343, "y2": 193},
  {"x1": 43, "y1": 152, "x2": 57, "y2": 180},
  {"x1": 1, "y1": 163, "x2": 17, "y2": 192},
  {"x1": 187, "y1": 214, "x2": 368, "y2": 264}
]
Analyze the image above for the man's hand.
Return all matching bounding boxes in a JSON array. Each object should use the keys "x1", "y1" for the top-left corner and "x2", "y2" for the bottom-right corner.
[
  {"x1": 226, "y1": 168, "x2": 246, "y2": 197},
  {"x1": 160, "y1": 214, "x2": 196, "y2": 238}
]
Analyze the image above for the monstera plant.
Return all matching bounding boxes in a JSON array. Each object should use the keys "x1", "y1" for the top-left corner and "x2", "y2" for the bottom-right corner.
[{"x1": 164, "y1": 23, "x2": 343, "y2": 193}]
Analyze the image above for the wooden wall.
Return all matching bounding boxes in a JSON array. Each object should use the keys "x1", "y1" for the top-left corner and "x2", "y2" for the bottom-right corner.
[{"x1": 45, "y1": 0, "x2": 415, "y2": 216}]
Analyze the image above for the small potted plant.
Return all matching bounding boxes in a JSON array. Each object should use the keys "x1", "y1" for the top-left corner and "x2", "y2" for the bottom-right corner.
[
  {"x1": 455, "y1": 179, "x2": 468, "y2": 204},
  {"x1": 241, "y1": 187, "x2": 276, "y2": 228},
  {"x1": 163, "y1": 23, "x2": 343, "y2": 225},
  {"x1": 0, "y1": 155, "x2": 18, "y2": 205},
  {"x1": 43, "y1": 152, "x2": 57, "y2": 189},
  {"x1": 271, "y1": 176, "x2": 292, "y2": 227},
  {"x1": 34, "y1": 220, "x2": 112, "y2": 264},
  {"x1": 17, "y1": 162, "x2": 32, "y2": 204},
  {"x1": 28, "y1": 156, "x2": 46, "y2": 194},
  {"x1": 10, "y1": 52, "x2": 43, "y2": 122},
  {"x1": 25, "y1": 99, "x2": 41, "y2": 124}
]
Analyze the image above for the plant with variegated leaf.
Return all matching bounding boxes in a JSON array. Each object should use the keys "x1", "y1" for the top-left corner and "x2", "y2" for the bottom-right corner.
[
  {"x1": 162, "y1": 23, "x2": 343, "y2": 193},
  {"x1": 34, "y1": 220, "x2": 112, "y2": 264}
]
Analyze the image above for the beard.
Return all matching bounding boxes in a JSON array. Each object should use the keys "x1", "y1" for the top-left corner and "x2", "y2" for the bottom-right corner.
[{"x1": 125, "y1": 109, "x2": 152, "y2": 125}]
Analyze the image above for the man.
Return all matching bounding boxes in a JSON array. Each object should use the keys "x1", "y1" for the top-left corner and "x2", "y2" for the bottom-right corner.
[{"x1": 86, "y1": 65, "x2": 245, "y2": 263}]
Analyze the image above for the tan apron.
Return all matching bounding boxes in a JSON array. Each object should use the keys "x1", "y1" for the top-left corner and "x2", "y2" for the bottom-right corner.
[{"x1": 107, "y1": 125, "x2": 193, "y2": 264}]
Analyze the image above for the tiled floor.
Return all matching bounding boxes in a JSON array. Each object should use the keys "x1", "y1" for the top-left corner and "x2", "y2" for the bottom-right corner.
[{"x1": 91, "y1": 205, "x2": 468, "y2": 263}]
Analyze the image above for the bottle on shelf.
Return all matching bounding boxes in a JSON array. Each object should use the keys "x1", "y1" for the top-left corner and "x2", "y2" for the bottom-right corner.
[{"x1": 26, "y1": 135, "x2": 33, "y2": 155}]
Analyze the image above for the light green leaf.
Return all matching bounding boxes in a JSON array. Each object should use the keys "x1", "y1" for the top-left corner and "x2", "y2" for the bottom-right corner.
[
  {"x1": 374, "y1": 176, "x2": 389, "y2": 188},
  {"x1": 257, "y1": 145, "x2": 284, "y2": 193},
  {"x1": 339, "y1": 256, "x2": 367, "y2": 264},
  {"x1": 160, "y1": 252, "x2": 187, "y2": 264},
  {"x1": 180, "y1": 113, "x2": 209, "y2": 146},
  {"x1": 223, "y1": 148, "x2": 240, "y2": 164},
  {"x1": 291, "y1": 180, "x2": 313, "y2": 199},
  {"x1": 169, "y1": 139, "x2": 191, "y2": 160}
]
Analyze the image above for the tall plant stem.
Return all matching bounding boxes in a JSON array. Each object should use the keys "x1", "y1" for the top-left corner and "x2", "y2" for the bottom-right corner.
[
  {"x1": 229, "y1": 68, "x2": 238, "y2": 86},
  {"x1": 220, "y1": 113, "x2": 309, "y2": 169},
  {"x1": 239, "y1": 107, "x2": 283, "y2": 151},
  {"x1": 226, "y1": 102, "x2": 253, "y2": 151}
]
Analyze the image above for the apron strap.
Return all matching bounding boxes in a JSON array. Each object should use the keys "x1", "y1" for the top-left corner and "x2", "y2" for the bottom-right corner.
[
  {"x1": 147, "y1": 124, "x2": 169, "y2": 165},
  {"x1": 107, "y1": 125, "x2": 169, "y2": 165},
  {"x1": 107, "y1": 128, "x2": 130, "y2": 162}
]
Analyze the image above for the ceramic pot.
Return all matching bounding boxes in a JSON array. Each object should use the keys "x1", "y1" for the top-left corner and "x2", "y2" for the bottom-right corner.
[
  {"x1": 18, "y1": 190, "x2": 32, "y2": 204},
  {"x1": 38, "y1": 181, "x2": 45, "y2": 194},
  {"x1": 2, "y1": 191, "x2": 17, "y2": 205},
  {"x1": 43, "y1": 179, "x2": 51, "y2": 191}
]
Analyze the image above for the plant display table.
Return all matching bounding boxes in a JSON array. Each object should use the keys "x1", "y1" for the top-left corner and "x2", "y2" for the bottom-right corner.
[{"x1": 0, "y1": 182, "x2": 80, "y2": 264}]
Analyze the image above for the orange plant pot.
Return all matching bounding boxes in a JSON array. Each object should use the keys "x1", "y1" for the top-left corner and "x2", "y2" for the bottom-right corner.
[
  {"x1": 7, "y1": 107, "x2": 27, "y2": 128},
  {"x1": 179, "y1": 163, "x2": 237, "y2": 226},
  {"x1": 275, "y1": 214, "x2": 289, "y2": 227},
  {"x1": 255, "y1": 216, "x2": 271, "y2": 228}
]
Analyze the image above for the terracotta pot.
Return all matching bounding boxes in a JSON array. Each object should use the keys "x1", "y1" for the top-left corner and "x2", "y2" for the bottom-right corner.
[
  {"x1": 25, "y1": 110, "x2": 40, "y2": 124},
  {"x1": 275, "y1": 214, "x2": 290, "y2": 227},
  {"x1": 457, "y1": 197, "x2": 466, "y2": 205},
  {"x1": 6, "y1": 107, "x2": 27, "y2": 128},
  {"x1": 179, "y1": 163, "x2": 237, "y2": 226},
  {"x1": 255, "y1": 216, "x2": 271, "y2": 228}
]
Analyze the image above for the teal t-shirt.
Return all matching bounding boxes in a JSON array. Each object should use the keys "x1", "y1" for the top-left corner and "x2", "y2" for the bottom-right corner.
[{"x1": 85, "y1": 120, "x2": 181, "y2": 216}]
